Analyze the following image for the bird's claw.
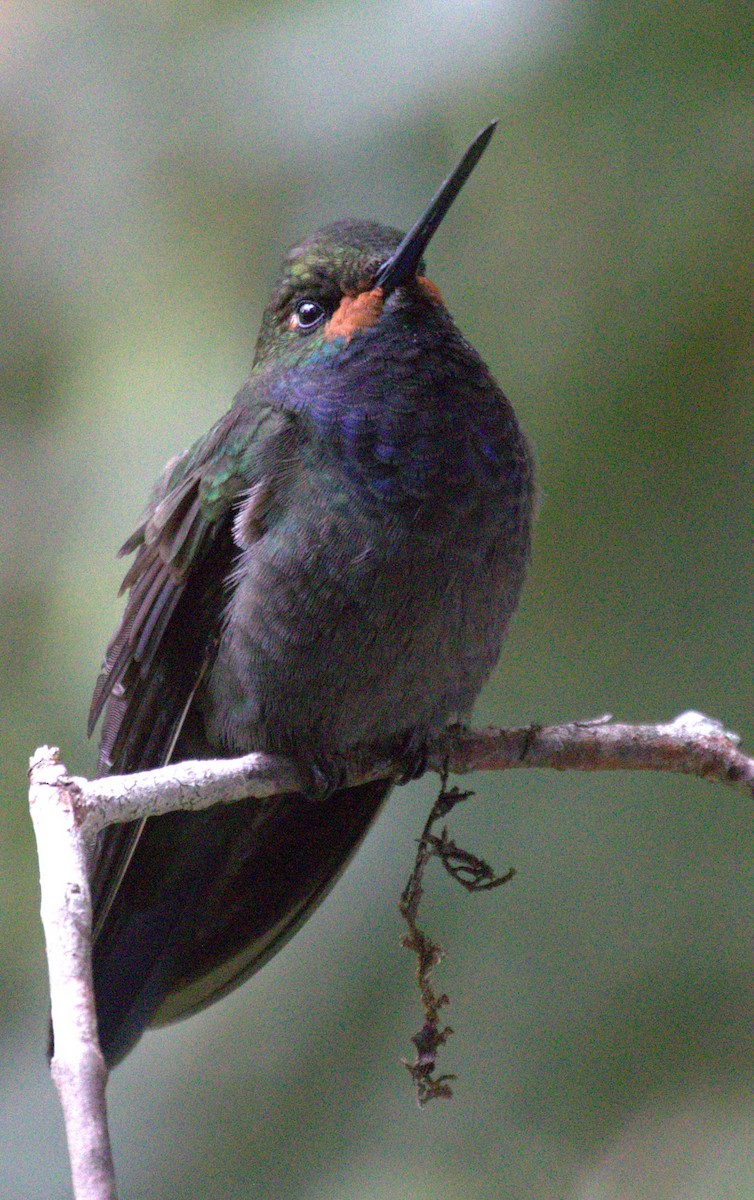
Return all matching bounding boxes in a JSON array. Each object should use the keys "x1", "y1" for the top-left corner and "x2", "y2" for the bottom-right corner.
[
  {"x1": 299, "y1": 757, "x2": 349, "y2": 802},
  {"x1": 395, "y1": 734, "x2": 430, "y2": 785}
]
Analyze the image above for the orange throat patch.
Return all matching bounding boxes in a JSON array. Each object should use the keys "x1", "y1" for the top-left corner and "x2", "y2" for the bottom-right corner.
[
  {"x1": 417, "y1": 276, "x2": 444, "y2": 306},
  {"x1": 323, "y1": 276, "x2": 445, "y2": 344},
  {"x1": 325, "y1": 287, "x2": 385, "y2": 342}
]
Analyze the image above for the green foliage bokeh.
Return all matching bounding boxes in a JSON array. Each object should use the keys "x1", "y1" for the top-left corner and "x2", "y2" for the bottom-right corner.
[{"x1": 1, "y1": 3, "x2": 753, "y2": 1197}]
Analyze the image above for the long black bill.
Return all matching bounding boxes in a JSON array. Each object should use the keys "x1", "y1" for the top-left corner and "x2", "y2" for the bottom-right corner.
[{"x1": 374, "y1": 119, "x2": 498, "y2": 295}]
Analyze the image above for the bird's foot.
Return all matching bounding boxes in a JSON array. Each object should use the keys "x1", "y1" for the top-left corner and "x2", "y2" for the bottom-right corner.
[
  {"x1": 394, "y1": 732, "x2": 430, "y2": 785},
  {"x1": 297, "y1": 756, "x2": 349, "y2": 802}
]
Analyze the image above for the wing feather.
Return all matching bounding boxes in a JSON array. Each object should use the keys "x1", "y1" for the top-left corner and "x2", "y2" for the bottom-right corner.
[
  {"x1": 83, "y1": 399, "x2": 391, "y2": 1067},
  {"x1": 88, "y1": 401, "x2": 288, "y2": 958}
]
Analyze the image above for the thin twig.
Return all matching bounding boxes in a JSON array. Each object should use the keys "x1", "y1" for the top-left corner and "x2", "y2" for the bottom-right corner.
[
  {"x1": 58, "y1": 710, "x2": 754, "y2": 837},
  {"x1": 398, "y1": 773, "x2": 458, "y2": 1106},
  {"x1": 430, "y1": 711, "x2": 754, "y2": 796},
  {"x1": 399, "y1": 776, "x2": 515, "y2": 1105}
]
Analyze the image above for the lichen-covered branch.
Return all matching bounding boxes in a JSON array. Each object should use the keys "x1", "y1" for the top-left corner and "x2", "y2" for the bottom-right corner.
[
  {"x1": 56, "y1": 710, "x2": 754, "y2": 836},
  {"x1": 28, "y1": 710, "x2": 754, "y2": 1197},
  {"x1": 430, "y1": 711, "x2": 754, "y2": 796},
  {"x1": 399, "y1": 776, "x2": 515, "y2": 1106},
  {"x1": 28, "y1": 748, "x2": 117, "y2": 1200}
]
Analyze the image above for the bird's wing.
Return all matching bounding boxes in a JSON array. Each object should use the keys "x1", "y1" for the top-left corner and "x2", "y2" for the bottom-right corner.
[
  {"x1": 86, "y1": 395, "x2": 391, "y2": 1068},
  {"x1": 128, "y1": 778, "x2": 393, "y2": 1031},
  {"x1": 88, "y1": 398, "x2": 291, "y2": 939}
]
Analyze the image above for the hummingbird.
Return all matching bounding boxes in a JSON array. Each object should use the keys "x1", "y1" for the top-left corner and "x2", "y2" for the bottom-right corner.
[{"x1": 84, "y1": 121, "x2": 534, "y2": 1068}]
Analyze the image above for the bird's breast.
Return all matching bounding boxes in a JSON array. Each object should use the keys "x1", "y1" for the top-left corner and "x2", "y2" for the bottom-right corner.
[
  {"x1": 202, "y1": 429, "x2": 531, "y2": 761},
  {"x1": 271, "y1": 323, "x2": 520, "y2": 509}
]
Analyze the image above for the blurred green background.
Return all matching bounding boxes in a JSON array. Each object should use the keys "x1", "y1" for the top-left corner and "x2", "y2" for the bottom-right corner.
[{"x1": 2, "y1": 1, "x2": 753, "y2": 1197}]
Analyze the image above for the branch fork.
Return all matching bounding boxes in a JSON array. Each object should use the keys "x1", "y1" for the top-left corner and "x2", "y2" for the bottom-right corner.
[{"x1": 28, "y1": 711, "x2": 754, "y2": 1197}]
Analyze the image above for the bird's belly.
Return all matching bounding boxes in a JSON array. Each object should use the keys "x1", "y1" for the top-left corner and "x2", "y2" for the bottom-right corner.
[{"x1": 203, "y1": 497, "x2": 523, "y2": 760}]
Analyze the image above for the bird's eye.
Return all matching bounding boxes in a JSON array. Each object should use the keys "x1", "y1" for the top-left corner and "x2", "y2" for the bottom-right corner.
[{"x1": 293, "y1": 299, "x2": 326, "y2": 331}]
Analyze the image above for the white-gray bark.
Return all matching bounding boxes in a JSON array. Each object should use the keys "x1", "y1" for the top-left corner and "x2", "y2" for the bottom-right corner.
[{"x1": 28, "y1": 711, "x2": 754, "y2": 1199}]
